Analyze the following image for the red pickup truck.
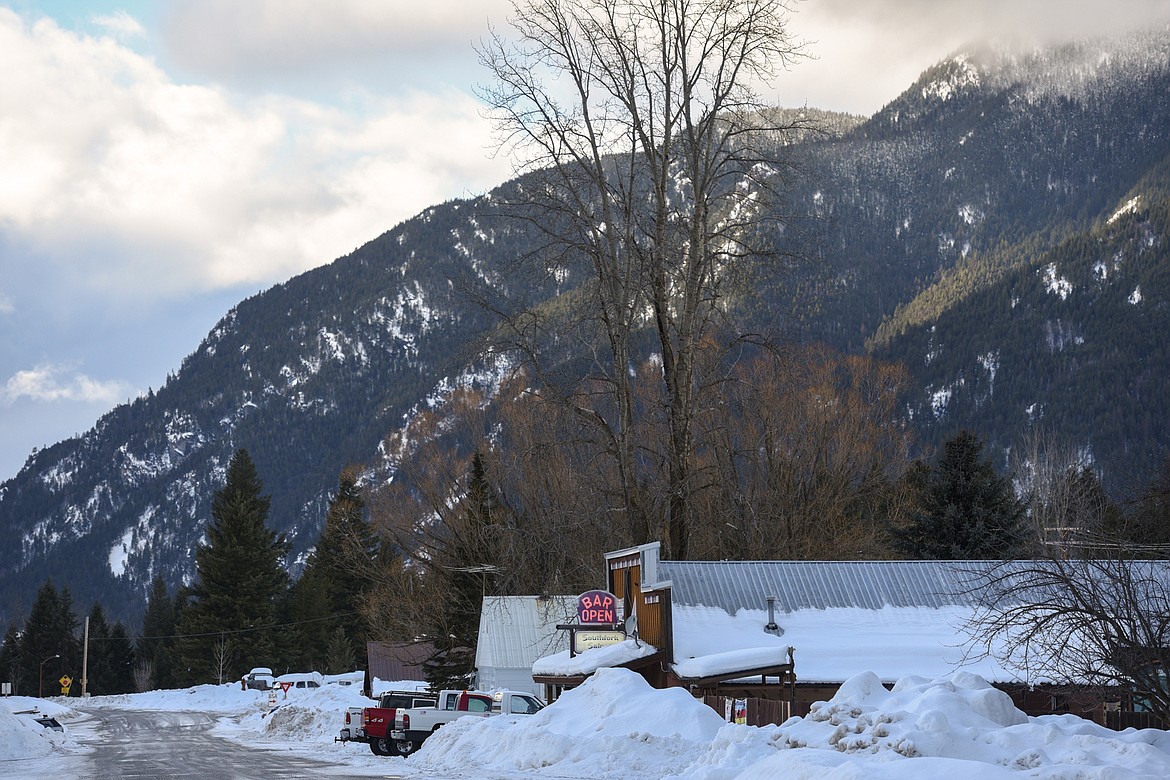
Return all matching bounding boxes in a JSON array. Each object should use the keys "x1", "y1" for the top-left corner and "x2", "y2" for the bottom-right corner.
[{"x1": 336, "y1": 690, "x2": 436, "y2": 756}]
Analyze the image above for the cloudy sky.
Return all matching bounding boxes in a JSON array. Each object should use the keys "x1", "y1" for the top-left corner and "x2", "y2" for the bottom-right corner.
[{"x1": 2, "y1": 0, "x2": 1169, "y2": 481}]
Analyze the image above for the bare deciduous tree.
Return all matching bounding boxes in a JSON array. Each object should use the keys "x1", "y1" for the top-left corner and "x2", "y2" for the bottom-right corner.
[
  {"x1": 132, "y1": 658, "x2": 153, "y2": 693},
  {"x1": 211, "y1": 633, "x2": 232, "y2": 686},
  {"x1": 479, "y1": 0, "x2": 806, "y2": 559},
  {"x1": 963, "y1": 556, "x2": 1170, "y2": 723},
  {"x1": 687, "y1": 344, "x2": 913, "y2": 560}
]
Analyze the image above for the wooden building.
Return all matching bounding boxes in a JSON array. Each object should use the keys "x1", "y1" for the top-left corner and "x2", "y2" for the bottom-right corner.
[{"x1": 529, "y1": 542, "x2": 1165, "y2": 727}]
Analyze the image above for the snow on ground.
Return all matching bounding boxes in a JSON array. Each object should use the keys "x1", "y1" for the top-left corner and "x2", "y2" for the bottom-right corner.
[
  {"x1": 6, "y1": 668, "x2": 1170, "y2": 779},
  {"x1": 0, "y1": 696, "x2": 78, "y2": 761}
]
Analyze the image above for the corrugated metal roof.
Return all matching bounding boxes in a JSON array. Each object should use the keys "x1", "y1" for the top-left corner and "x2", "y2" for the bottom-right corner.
[
  {"x1": 659, "y1": 560, "x2": 998, "y2": 614},
  {"x1": 475, "y1": 595, "x2": 577, "y2": 670}
]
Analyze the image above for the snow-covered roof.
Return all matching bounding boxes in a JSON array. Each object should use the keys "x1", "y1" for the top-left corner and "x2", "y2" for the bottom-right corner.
[
  {"x1": 476, "y1": 595, "x2": 576, "y2": 671},
  {"x1": 671, "y1": 602, "x2": 1012, "y2": 684},
  {"x1": 532, "y1": 638, "x2": 660, "y2": 678},
  {"x1": 656, "y1": 559, "x2": 1004, "y2": 683},
  {"x1": 658, "y1": 559, "x2": 993, "y2": 613}
]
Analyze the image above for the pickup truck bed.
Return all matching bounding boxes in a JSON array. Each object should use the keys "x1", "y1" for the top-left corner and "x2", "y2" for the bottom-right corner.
[{"x1": 335, "y1": 690, "x2": 436, "y2": 756}]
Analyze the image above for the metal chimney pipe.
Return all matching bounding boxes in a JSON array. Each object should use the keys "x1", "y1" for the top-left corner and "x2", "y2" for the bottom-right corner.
[{"x1": 765, "y1": 596, "x2": 779, "y2": 631}]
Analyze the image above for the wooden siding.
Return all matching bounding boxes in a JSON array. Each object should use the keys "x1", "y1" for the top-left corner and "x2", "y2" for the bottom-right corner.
[{"x1": 608, "y1": 551, "x2": 668, "y2": 651}]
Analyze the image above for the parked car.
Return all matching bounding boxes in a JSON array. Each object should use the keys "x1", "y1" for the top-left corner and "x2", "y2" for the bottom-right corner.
[
  {"x1": 336, "y1": 689, "x2": 437, "y2": 756},
  {"x1": 275, "y1": 671, "x2": 323, "y2": 690},
  {"x1": 491, "y1": 689, "x2": 545, "y2": 715},
  {"x1": 241, "y1": 667, "x2": 275, "y2": 690}
]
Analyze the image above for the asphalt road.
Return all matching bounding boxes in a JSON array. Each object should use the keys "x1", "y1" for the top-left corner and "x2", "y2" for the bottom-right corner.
[{"x1": 14, "y1": 707, "x2": 387, "y2": 780}]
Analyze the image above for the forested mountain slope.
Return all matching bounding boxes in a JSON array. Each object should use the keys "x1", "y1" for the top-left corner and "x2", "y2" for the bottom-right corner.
[
  {"x1": 1, "y1": 28, "x2": 1168, "y2": 627},
  {"x1": 876, "y1": 156, "x2": 1170, "y2": 495}
]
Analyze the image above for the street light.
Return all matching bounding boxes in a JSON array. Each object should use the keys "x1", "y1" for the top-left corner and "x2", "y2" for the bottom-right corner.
[{"x1": 39, "y1": 654, "x2": 60, "y2": 698}]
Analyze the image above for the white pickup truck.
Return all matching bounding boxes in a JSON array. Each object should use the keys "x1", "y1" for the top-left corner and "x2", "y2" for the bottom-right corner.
[{"x1": 390, "y1": 689, "x2": 544, "y2": 755}]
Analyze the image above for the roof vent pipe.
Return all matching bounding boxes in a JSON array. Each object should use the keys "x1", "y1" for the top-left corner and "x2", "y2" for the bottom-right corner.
[{"x1": 765, "y1": 596, "x2": 782, "y2": 634}]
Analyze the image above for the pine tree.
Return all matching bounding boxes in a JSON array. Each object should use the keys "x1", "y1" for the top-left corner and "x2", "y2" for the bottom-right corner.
[
  {"x1": 292, "y1": 467, "x2": 378, "y2": 669},
  {"x1": 324, "y1": 625, "x2": 357, "y2": 675},
  {"x1": 84, "y1": 603, "x2": 113, "y2": 695},
  {"x1": 287, "y1": 569, "x2": 330, "y2": 672},
  {"x1": 1127, "y1": 454, "x2": 1170, "y2": 549},
  {"x1": 106, "y1": 622, "x2": 136, "y2": 694},
  {"x1": 895, "y1": 430, "x2": 1027, "y2": 559},
  {"x1": 17, "y1": 580, "x2": 80, "y2": 697},
  {"x1": 83, "y1": 603, "x2": 136, "y2": 695},
  {"x1": 138, "y1": 574, "x2": 176, "y2": 690},
  {"x1": 423, "y1": 452, "x2": 498, "y2": 690},
  {"x1": 173, "y1": 449, "x2": 289, "y2": 685}
]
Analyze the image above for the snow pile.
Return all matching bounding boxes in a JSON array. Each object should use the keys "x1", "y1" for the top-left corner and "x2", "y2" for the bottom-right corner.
[
  {"x1": 84, "y1": 682, "x2": 277, "y2": 714},
  {"x1": 412, "y1": 667, "x2": 727, "y2": 777},
  {"x1": 236, "y1": 681, "x2": 372, "y2": 742},
  {"x1": 778, "y1": 670, "x2": 1027, "y2": 758},
  {"x1": 0, "y1": 696, "x2": 77, "y2": 761},
  {"x1": 406, "y1": 669, "x2": 1170, "y2": 780}
]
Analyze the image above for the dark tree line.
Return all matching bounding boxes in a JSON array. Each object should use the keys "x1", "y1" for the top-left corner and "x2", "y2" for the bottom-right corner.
[
  {"x1": 2, "y1": 448, "x2": 384, "y2": 694},
  {"x1": 0, "y1": 580, "x2": 133, "y2": 697}
]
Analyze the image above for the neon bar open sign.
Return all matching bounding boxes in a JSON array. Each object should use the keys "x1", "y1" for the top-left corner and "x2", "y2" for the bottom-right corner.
[{"x1": 577, "y1": 589, "x2": 618, "y2": 625}]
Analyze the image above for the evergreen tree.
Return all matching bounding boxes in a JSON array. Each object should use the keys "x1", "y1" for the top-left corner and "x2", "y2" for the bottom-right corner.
[
  {"x1": 287, "y1": 569, "x2": 330, "y2": 672},
  {"x1": 17, "y1": 581, "x2": 80, "y2": 697},
  {"x1": 292, "y1": 467, "x2": 378, "y2": 669},
  {"x1": 83, "y1": 603, "x2": 136, "y2": 695},
  {"x1": 84, "y1": 603, "x2": 113, "y2": 695},
  {"x1": 895, "y1": 430, "x2": 1027, "y2": 559},
  {"x1": 1127, "y1": 454, "x2": 1170, "y2": 550},
  {"x1": 324, "y1": 625, "x2": 357, "y2": 675},
  {"x1": 138, "y1": 574, "x2": 176, "y2": 690},
  {"x1": 106, "y1": 622, "x2": 136, "y2": 694},
  {"x1": 423, "y1": 452, "x2": 498, "y2": 690},
  {"x1": 173, "y1": 449, "x2": 289, "y2": 685}
]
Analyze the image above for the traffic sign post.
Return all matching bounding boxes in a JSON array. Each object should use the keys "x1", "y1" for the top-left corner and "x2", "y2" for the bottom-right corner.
[{"x1": 59, "y1": 675, "x2": 72, "y2": 696}]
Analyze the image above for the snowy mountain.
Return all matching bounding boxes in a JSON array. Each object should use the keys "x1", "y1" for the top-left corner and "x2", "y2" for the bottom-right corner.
[{"x1": 1, "y1": 28, "x2": 1169, "y2": 627}]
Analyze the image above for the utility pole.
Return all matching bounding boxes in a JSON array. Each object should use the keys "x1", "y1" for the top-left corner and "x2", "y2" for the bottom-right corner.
[{"x1": 81, "y1": 616, "x2": 90, "y2": 697}]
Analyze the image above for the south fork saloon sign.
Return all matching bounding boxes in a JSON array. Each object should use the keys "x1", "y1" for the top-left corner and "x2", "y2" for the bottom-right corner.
[{"x1": 567, "y1": 590, "x2": 626, "y2": 656}]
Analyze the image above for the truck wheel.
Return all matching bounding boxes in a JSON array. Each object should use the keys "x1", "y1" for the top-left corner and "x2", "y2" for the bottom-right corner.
[
  {"x1": 370, "y1": 737, "x2": 396, "y2": 756},
  {"x1": 396, "y1": 739, "x2": 419, "y2": 755},
  {"x1": 368, "y1": 739, "x2": 385, "y2": 756}
]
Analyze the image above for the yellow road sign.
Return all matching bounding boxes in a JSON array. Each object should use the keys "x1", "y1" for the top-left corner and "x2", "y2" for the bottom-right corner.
[{"x1": 59, "y1": 675, "x2": 72, "y2": 688}]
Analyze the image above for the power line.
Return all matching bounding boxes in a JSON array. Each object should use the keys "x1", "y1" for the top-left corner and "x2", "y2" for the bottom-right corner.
[{"x1": 137, "y1": 610, "x2": 364, "y2": 641}]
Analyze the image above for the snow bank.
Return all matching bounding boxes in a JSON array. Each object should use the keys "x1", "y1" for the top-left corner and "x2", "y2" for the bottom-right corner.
[
  {"x1": 235, "y1": 681, "x2": 373, "y2": 742},
  {"x1": 0, "y1": 696, "x2": 78, "y2": 761},
  {"x1": 412, "y1": 667, "x2": 727, "y2": 777},
  {"x1": 743, "y1": 671, "x2": 1170, "y2": 779},
  {"x1": 81, "y1": 681, "x2": 281, "y2": 714},
  {"x1": 408, "y1": 669, "x2": 1170, "y2": 780}
]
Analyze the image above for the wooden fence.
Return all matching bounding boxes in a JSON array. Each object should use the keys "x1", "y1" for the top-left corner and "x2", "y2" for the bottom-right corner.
[{"x1": 700, "y1": 695, "x2": 792, "y2": 727}]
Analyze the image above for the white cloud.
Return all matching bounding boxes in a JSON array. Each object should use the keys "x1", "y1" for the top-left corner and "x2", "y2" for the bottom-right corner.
[
  {"x1": 162, "y1": 0, "x2": 512, "y2": 82},
  {"x1": 779, "y1": 0, "x2": 1170, "y2": 114},
  {"x1": 2, "y1": 363, "x2": 132, "y2": 405},
  {"x1": 92, "y1": 10, "x2": 146, "y2": 39},
  {"x1": 0, "y1": 8, "x2": 512, "y2": 299}
]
